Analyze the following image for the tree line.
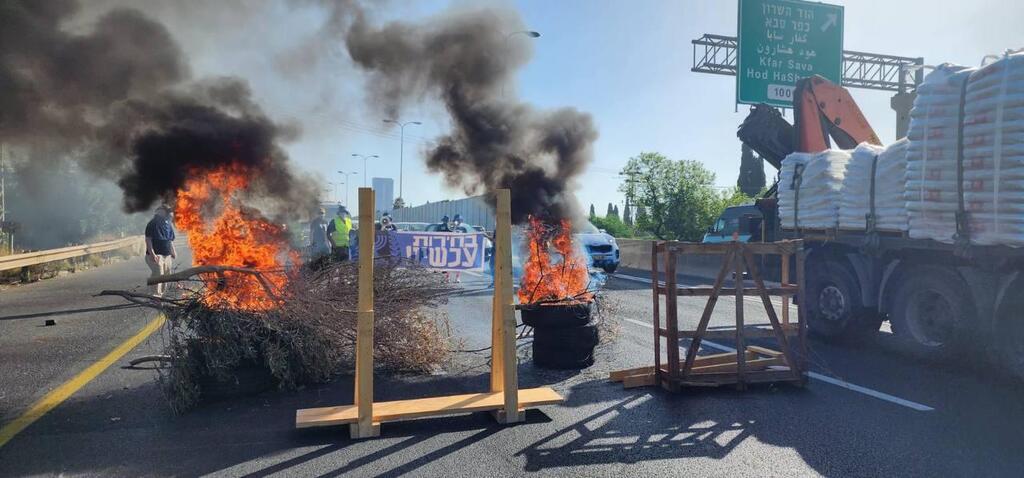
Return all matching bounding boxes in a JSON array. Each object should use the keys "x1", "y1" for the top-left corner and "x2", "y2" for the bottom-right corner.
[{"x1": 589, "y1": 151, "x2": 764, "y2": 241}]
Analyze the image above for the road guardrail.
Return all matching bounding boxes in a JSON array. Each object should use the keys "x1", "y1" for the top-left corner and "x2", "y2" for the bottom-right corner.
[{"x1": 0, "y1": 236, "x2": 144, "y2": 273}]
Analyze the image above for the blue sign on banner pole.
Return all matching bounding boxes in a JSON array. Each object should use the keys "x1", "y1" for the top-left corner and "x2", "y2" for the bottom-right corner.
[{"x1": 351, "y1": 231, "x2": 486, "y2": 272}]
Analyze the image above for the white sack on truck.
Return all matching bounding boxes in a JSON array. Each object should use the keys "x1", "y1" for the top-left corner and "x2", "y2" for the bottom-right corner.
[
  {"x1": 905, "y1": 63, "x2": 976, "y2": 243},
  {"x1": 779, "y1": 150, "x2": 851, "y2": 230},
  {"x1": 839, "y1": 140, "x2": 910, "y2": 231},
  {"x1": 963, "y1": 51, "x2": 1024, "y2": 246}
]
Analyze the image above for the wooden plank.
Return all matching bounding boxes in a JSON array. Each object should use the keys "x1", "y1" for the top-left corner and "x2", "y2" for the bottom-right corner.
[
  {"x1": 353, "y1": 188, "x2": 377, "y2": 438},
  {"x1": 796, "y1": 245, "x2": 808, "y2": 380},
  {"x1": 491, "y1": 189, "x2": 519, "y2": 423},
  {"x1": 747, "y1": 345, "x2": 784, "y2": 357},
  {"x1": 678, "y1": 369, "x2": 802, "y2": 387},
  {"x1": 678, "y1": 326, "x2": 799, "y2": 340},
  {"x1": 781, "y1": 253, "x2": 791, "y2": 326},
  {"x1": 691, "y1": 356, "x2": 783, "y2": 375},
  {"x1": 296, "y1": 387, "x2": 564, "y2": 428},
  {"x1": 664, "y1": 244, "x2": 679, "y2": 390},
  {"x1": 622, "y1": 374, "x2": 656, "y2": 389},
  {"x1": 665, "y1": 240, "x2": 801, "y2": 256},
  {"x1": 609, "y1": 351, "x2": 758, "y2": 382},
  {"x1": 651, "y1": 240, "x2": 661, "y2": 388},
  {"x1": 735, "y1": 246, "x2": 746, "y2": 389},
  {"x1": 672, "y1": 286, "x2": 798, "y2": 297}
]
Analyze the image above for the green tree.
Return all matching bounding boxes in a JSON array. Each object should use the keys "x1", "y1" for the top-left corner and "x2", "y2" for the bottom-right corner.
[
  {"x1": 589, "y1": 203, "x2": 596, "y2": 219},
  {"x1": 619, "y1": 152, "x2": 725, "y2": 241},
  {"x1": 737, "y1": 144, "x2": 766, "y2": 197},
  {"x1": 590, "y1": 214, "x2": 633, "y2": 238},
  {"x1": 612, "y1": 205, "x2": 619, "y2": 219},
  {"x1": 623, "y1": 200, "x2": 633, "y2": 226},
  {"x1": 393, "y1": 197, "x2": 405, "y2": 209},
  {"x1": 606, "y1": 203, "x2": 614, "y2": 218}
]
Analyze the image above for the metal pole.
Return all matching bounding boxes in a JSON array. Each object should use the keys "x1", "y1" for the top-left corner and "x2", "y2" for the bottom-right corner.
[{"x1": 399, "y1": 124, "x2": 405, "y2": 200}]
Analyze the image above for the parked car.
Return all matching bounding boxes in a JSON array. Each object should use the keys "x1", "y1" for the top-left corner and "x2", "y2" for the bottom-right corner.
[{"x1": 576, "y1": 220, "x2": 620, "y2": 273}]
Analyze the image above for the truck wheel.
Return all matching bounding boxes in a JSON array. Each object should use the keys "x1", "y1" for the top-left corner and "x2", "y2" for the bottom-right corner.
[
  {"x1": 889, "y1": 266, "x2": 970, "y2": 360},
  {"x1": 602, "y1": 264, "x2": 618, "y2": 274},
  {"x1": 805, "y1": 259, "x2": 875, "y2": 341}
]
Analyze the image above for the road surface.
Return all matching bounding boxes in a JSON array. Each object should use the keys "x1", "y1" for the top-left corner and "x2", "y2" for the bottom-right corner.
[{"x1": 1, "y1": 250, "x2": 1023, "y2": 476}]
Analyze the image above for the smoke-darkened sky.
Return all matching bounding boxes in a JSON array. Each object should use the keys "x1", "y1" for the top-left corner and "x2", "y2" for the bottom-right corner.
[{"x1": 7, "y1": 0, "x2": 1024, "y2": 226}]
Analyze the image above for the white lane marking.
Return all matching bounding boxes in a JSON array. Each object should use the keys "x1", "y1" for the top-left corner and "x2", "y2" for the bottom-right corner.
[{"x1": 622, "y1": 318, "x2": 934, "y2": 412}]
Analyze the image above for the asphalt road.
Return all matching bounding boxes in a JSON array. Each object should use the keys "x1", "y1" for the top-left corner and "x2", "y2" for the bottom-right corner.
[{"x1": 1, "y1": 251, "x2": 1024, "y2": 477}]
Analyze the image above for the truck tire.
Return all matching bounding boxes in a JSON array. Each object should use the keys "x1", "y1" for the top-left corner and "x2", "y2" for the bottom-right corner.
[
  {"x1": 805, "y1": 258, "x2": 877, "y2": 341},
  {"x1": 602, "y1": 264, "x2": 618, "y2": 274},
  {"x1": 889, "y1": 266, "x2": 971, "y2": 360}
]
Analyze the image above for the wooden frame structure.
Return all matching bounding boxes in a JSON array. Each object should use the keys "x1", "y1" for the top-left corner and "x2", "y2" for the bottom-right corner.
[
  {"x1": 296, "y1": 188, "x2": 563, "y2": 438},
  {"x1": 610, "y1": 240, "x2": 807, "y2": 390}
]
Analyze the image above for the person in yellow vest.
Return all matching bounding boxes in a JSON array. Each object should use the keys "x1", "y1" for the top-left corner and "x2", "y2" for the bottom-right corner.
[{"x1": 326, "y1": 205, "x2": 353, "y2": 262}]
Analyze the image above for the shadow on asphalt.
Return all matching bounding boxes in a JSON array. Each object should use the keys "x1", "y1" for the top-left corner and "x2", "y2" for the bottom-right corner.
[{"x1": 513, "y1": 380, "x2": 808, "y2": 472}]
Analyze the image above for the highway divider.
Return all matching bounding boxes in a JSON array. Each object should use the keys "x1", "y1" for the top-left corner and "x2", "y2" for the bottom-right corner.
[
  {"x1": 618, "y1": 239, "x2": 785, "y2": 283},
  {"x1": 617, "y1": 239, "x2": 723, "y2": 281},
  {"x1": 0, "y1": 236, "x2": 145, "y2": 276}
]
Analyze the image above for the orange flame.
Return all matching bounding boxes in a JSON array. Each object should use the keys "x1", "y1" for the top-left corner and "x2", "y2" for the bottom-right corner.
[
  {"x1": 518, "y1": 216, "x2": 591, "y2": 304},
  {"x1": 175, "y1": 164, "x2": 296, "y2": 310}
]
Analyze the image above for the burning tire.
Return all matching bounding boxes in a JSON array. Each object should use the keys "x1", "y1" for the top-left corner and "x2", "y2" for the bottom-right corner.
[
  {"x1": 520, "y1": 302, "x2": 592, "y2": 329},
  {"x1": 532, "y1": 322, "x2": 599, "y2": 369}
]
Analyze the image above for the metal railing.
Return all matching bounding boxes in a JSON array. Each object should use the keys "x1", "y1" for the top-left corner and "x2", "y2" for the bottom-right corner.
[
  {"x1": 0, "y1": 236, "x2": 144, "y2": 273},
  {"x1": 692, "y1": 34, "x2": 924, "y2": 92}
]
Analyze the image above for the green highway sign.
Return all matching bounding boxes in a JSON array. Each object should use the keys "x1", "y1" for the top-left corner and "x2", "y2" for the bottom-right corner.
[{"x1": 737, "y1": 0, "x2": 843, "y2": 107}]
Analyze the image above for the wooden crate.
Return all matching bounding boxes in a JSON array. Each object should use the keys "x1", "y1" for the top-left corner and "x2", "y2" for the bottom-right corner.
[{"x1": 611, "y1": 240, "x2": 807, "y2": 391}]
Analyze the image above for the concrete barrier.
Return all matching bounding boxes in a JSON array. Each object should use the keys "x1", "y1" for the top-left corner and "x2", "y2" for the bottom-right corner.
[
  {"x1": 617, "y1": 239, "x2": 724, "y2": 281},
  {"x1": 617, "y1": 239, "x2": 783, "y2": 282}
]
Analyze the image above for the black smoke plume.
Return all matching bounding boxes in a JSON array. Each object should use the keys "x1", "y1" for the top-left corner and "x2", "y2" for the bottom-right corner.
[
  {"x1": 0, "y1": 0, "x2": 315, "y2": 238},
  {"x1": 344, "y1": 6, "x2": 598, "y2": 223}
]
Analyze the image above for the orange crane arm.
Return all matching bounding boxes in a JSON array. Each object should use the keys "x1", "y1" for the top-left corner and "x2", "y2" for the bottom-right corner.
[{"x1": 793, "y1": 75, "x2": 882, "y2": 153}]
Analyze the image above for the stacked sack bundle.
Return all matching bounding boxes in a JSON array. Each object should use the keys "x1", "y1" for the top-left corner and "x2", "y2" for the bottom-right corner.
[
  {"x1": 779, "y1": 150, "x2": 851, "y2": 229},
  {"x1": 839, "y1": 139, "x2": 910, "y2": 231},
  {"x1": 905, "y1": 64, "x2": 976, "y2": 243},
  {"x1": 962, "y1": 51, "x2": 1024, "y2": 246}
]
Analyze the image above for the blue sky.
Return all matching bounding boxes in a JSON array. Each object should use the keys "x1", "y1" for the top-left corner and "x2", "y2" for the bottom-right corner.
[{"x1": 94, "y1": 0, "x2": 1024, "y2": 222}]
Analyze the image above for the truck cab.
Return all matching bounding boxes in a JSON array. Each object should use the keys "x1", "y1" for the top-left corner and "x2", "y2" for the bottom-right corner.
[{"x1": 702, "y1": 205, "x2": 763, "y2": 243}]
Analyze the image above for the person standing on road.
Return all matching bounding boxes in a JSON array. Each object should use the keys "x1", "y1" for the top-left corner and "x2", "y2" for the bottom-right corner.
[
  {"x1": 144, "y1": 205, "x2": 176, "y2": 296},
  {"x1": 309, "y1": 207, "x2": 331, "y2": 267},
  {"x1": 327, "y1": 205, "x2": 353, "y2": 262}
]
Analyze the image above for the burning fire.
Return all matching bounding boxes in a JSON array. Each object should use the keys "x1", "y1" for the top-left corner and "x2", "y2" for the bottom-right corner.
[
  {"x1": 175, "y1": 164, "x2": 296, "y2": 310},
  {"x1": 518, "y1": 216, "x2": 591, "y2": 304}
]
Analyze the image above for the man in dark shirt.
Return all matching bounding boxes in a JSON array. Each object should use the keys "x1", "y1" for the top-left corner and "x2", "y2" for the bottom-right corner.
[{"x1": 144, "y1": 205, "x2": 177, "y2": 296}]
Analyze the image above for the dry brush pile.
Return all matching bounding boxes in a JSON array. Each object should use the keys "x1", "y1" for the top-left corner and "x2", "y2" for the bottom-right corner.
[{"x1": 102, "y1": 260, "x2": 454, "y2": 413}]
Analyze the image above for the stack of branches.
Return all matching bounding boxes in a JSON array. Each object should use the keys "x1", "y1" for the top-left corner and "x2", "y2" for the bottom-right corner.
[{"x1": 101, "y1": 259, "x2": 454, "y2": 413}]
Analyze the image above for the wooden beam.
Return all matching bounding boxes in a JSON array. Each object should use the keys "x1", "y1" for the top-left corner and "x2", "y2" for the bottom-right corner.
[
  {"x1": 742, "y1": 249, "x2": 803, "y2": 383},
  {"x1": 735, "y1": 246, "x2": 746, "y2": 390},
  {"x1": 490, "y1": 189, "x2": 521, "y2": 423},
  {"x1": 651, "y1": 240, "x2": 661, "y2": 388},
  {"x1": 297, "y1": 387, "x2": 563, "y2": 428},
  {"x1": 352, "y1": 188, "x2": 378, "y2": 439},
  {"x1": 663, "y1": 243, "x2": 680, "y2": 391},
  {"x1": 781, "y1": 252, "x2": 791, "y2": 326},
  {"x1": 691, "y1": 356, "x2": 783, "y2": 375}
]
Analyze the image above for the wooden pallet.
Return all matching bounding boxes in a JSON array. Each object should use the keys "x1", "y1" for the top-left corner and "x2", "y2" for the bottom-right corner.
[{"x1": 612, "y1": 240, "x2": 807, "y2": 392}]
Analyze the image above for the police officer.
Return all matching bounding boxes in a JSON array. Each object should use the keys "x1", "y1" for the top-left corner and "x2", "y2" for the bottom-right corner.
[{"x1": 326, "y1": 206, "x2": 353, "y2": 262}]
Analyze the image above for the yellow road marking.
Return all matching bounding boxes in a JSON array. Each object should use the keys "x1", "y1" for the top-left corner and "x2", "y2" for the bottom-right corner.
[{"x1": 0, "y1": 314, "x2": 166, "y2": 449}]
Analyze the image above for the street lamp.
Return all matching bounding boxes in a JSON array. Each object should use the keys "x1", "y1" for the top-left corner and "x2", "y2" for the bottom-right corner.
[
  {"x1": 351, "y1": 153, "x2": 379, "y2": 187},
  {"x1": 382, "y1": 119, "x2": 422, "y2": 202},
  {"x1": 502, "y1": 30, "x2": 541, "y2": 98},
  {"x1": 336, "y1": 171, "x2": 358, "y2": 207}
]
